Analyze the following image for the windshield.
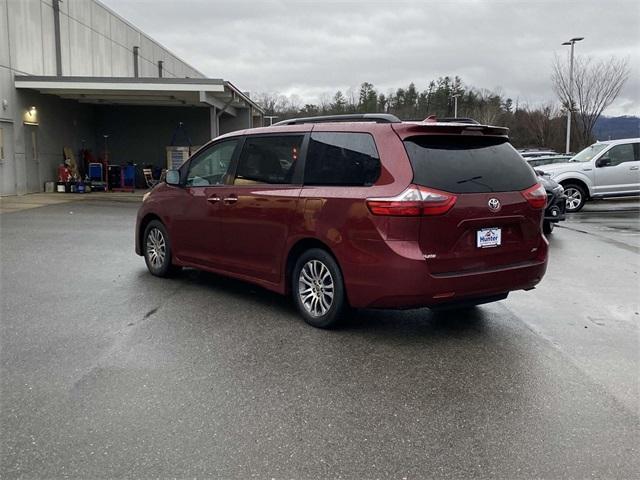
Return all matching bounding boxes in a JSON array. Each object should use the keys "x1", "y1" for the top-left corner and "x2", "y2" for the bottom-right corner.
[{"x1": 571, "y1": 143, "x2": 608, "y2": 163}]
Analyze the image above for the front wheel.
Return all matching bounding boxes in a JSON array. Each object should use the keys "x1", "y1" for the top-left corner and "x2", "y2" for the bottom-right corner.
[
  {"x1": 543, "y1": 220, "x2": 555, "y2": 234},
  {"x1": 292, "y1": 249, "x2": 346, "y2": 329},
  {"x1": 143, "y1": 220, "x2": 180, "y2": 277},
  {"x1": 563, "y1": 183, "x2": 587, "y2": 212}
]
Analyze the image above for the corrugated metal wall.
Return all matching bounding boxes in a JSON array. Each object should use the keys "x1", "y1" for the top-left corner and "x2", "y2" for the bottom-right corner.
[
  {"x1": 0, "y1": 0, "x2": 210, "y2": 195},
  {"x1": 3, "y1": 0, "x2": 204, "y2": 79}
]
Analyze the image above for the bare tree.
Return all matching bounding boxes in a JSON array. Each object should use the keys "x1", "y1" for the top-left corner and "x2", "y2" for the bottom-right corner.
[
  {"x1": 288, "y1": 94, "x2": 303, "y2": 112},
  {"x1": 346, "y1": 86, "x2": 358, "y2": 113},
  {"x1": 552, "y1": 54, "x2": 630, "y2": 149},
  {"x1": 469, "y1": 88, "x2": 503, "y2": 125},
  {"x1": 254, "y1": 92, "x2": 279, "y2": 115},
  {"x1": 522, "y1": 103, "x2": 560, "y2": 148},
  {"x1": 318, "y1": 92, "x2": 331, "y2": 114}
]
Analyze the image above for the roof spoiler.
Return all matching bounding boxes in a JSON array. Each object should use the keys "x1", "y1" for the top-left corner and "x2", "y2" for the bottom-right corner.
[
  {"x1": 394, "y1": 122, "x2": 510, "y2": 138},
  {"x1": 423, "y1": 116, "x2": 480, "y2": 125}
]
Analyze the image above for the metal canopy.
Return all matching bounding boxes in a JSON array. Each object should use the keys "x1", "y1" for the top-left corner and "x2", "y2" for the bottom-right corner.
[{"x1": 14, "y1": 76, "x2": 264, "y2": 116}]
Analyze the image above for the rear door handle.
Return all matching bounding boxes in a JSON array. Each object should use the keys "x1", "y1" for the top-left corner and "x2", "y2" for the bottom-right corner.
[
  {"x1": 223, "y1": 195, "x2": 238, "y2": 204},
  {"x1": 207, "y1": 195, "x2": 221, "y2": 203},
  {"x1": 630, "y1": 166, "x2": 639, "y2": 170}
]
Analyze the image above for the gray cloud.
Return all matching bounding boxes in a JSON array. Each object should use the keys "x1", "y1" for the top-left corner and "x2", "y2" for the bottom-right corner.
[{"x1": 102, "y1": 0, "x2": 640, "y2": 115}]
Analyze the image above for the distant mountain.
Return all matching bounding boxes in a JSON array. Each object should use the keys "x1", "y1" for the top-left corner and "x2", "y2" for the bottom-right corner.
[{"x1": 593, "y1": 116, "x2": 640, "y2": 140}]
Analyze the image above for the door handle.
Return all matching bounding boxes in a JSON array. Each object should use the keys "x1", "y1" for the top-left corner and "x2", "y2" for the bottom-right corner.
[
  {"x1": 207, "y1": 195, "x2": 221, "y2": 203},
  {"x1": 582, "y1": 168, "x2": 592, "y2": 171},
  {"x1": 223, "y1": 195, "x2": 238, "y2": 204},
  {"x1": 630, "y1": 166, "x2": 639, "y2": 171}
]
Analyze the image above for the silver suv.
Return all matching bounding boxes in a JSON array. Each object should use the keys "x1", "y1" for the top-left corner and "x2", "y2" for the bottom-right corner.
[{"x1": 537, "y1": 138, "x2": 640, "y2": 212}]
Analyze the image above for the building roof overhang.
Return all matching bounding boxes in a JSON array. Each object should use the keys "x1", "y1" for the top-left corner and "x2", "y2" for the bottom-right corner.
[{"x1": 14, "y1": 76, "x2": 264, "y2": 116}]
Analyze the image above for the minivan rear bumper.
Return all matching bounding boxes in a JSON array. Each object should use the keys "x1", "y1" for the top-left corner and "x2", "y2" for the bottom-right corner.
[{"x1": 341, "y1": 239, "x2": 548, "y2": 309}]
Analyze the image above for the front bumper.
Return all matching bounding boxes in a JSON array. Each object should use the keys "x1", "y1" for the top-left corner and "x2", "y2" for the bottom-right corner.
[{"x1": 545, "y1": 191, "x2": 566, "y2": 223}]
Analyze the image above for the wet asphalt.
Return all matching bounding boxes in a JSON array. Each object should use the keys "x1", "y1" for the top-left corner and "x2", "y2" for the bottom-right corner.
[{"x1": 1, "y1": 199, "x2": 638, "y2": 479}]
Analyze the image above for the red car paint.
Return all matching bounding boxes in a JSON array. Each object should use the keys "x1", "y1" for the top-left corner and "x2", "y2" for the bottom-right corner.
[{"x1": 136, "y1": 120, "x2": 547, "y2": 309}]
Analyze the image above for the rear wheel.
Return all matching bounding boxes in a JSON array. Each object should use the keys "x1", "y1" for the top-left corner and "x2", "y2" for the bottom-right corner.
[
  {"x1": 543, "y1": 220, "x2": 554, "y2": 234},
  {"x1": 563, "y1": 183, "x2": 587, "y2": 212},
  {"x1": 143, "y1": 220, "x2": 180, "y2": 277},
  {"x1": 292, "y1": 249, "x2": 346, "y2": 329}
]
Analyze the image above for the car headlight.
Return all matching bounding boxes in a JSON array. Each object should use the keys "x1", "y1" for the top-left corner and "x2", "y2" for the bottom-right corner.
[{"x1": 143, "y1": 191, "x2": 151, "y2": 202}]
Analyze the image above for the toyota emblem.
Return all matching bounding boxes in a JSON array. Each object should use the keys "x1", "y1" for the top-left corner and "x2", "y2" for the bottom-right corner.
[{"x1": 488, "y1": 198, "x2": 501, "y2": 212}]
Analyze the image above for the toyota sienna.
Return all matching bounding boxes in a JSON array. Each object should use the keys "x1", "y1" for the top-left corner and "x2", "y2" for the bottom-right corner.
[{"x1": 136, "y1": 114, "x2": 548, "y2": 328}]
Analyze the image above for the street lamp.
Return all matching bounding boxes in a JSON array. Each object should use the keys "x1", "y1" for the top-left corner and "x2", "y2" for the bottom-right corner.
[
  {"x1": 561, "y1": 37, "x2": 584, "y2": 154},
  {"x1": 451, "y1": 94, "x2": 461, "y2": 117}
]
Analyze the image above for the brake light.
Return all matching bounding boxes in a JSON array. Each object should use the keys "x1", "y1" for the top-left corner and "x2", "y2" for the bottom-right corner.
[
  {"x1": 366, "y1": 185, "x2": 457, "y2": 216},
  {"x1": 522, "y1": 183, "x2": 547, "y2": 209}
]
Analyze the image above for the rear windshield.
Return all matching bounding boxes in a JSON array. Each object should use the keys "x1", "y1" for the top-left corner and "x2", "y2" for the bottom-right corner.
[{"x1": 403, "y1": 136, "x2": 537, "y2": 193}]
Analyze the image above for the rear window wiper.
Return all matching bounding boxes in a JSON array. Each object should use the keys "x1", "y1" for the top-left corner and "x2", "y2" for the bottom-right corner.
[
  {"x1": 456, "y1": 175, "x2": 483, "y2": 184},
  {"x1": 456, "y1": 175, "x2": 494, "y2": 191}
]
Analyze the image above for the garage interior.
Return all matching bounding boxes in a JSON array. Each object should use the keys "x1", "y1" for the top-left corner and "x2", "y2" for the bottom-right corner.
[{"x1": 11, "y1": 76, "x2": 263, "y2": 192}]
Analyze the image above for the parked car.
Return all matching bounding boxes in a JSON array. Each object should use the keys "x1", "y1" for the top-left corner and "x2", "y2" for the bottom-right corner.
[
  {"x1": 519, "y1": 149, "x2": 559, "y2": 159},
  {"x1": 526, "y1": 155, "x2": 573, "y2": 168},
  {"x1": 136, "y1": 114, "x2": 548, "y2": 328},
  {"x1": 537, "y1": 173, "x2": 566, "y2": 233},
  {"x1": 536, "y1": 138, "x2": 640, "y2": 212}
]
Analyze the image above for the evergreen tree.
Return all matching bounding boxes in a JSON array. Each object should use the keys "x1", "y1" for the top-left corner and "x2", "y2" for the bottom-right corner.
[{"x1": 332, "y1": 91, "x2": 346, "y2": 113}]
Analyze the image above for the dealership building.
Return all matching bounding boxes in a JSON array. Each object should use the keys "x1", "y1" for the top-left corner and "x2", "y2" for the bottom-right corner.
[{"x1": 0, "y1": 0, "x2": 263, "y2": 196}]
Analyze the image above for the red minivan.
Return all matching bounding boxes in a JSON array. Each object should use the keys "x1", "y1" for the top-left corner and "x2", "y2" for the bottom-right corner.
[{"x1": 136, "y1": 114, "x2": 548, "y2": 328}]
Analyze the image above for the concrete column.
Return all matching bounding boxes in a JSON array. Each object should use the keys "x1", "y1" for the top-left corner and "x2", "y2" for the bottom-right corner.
[{"x1": 209, "y1": 106, "x2": 219, "y2": 139}]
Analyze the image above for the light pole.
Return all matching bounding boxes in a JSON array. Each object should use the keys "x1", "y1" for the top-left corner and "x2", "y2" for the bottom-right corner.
[
  {"x1": 562, "y1": 37, "x2": 584, "y2": 154},
  {"x1": 451, "y1": 94, "x2": 461, "y2": 117}
]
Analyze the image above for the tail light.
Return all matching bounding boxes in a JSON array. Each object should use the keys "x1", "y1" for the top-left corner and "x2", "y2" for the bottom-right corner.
[
  {"x1": 367, "y1": 185, "x2": 457, "y2": 216},
  {"x1": 521, "y1": 183, "x2": 547, "y2": 209}
]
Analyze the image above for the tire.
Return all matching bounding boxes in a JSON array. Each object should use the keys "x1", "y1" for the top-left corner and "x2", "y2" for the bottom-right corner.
[
  {"x1": 292, "y1": 248, "x2": 346, "y2": 329},
  {"x1": 143, "y1": 220, "x2": 181, "y2": 277},
  {"x1": 563, "y1": 183, "x2": 587, "y2": 212},
  {"x1": 543, "y1": 220, "x2": 554, "y2": 234}
]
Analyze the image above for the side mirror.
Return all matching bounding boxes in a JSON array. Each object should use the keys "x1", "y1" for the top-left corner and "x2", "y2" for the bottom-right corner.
[
  {"x1": 596, "y1": 157, "x2": 611, "y2": 168},
  {"x1": 165, "y1": 169, "x2": 181, "y2": 185}
]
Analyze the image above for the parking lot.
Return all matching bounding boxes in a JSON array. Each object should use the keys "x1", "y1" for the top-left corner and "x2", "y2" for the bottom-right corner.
[{"x1": 1, "y1": 197, "x2": 638, "y2": 478}]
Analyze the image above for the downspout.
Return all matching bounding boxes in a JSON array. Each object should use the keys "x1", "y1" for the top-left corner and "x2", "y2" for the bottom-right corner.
[
  {"x1": 133, "y1": 46, "x2": 139, "y2": 78},
  {"x1": 52, "y1": 0, "x2": 62, "y2": 75}
]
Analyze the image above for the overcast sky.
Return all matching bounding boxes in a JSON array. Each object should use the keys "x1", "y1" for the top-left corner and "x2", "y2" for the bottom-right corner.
[{"x1": 102, "y1": 0, "x2": 639, "y2": 116}]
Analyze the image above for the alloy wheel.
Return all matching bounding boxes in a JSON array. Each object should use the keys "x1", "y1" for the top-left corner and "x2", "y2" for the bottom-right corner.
[
  {"x1": 564, "y1": 187, "x2": 582, "y2": 211},
  {"x1": 146, "y1": 227, "x2": 166, "y2": 269},
  {"x1": 298, "y1": 260, "x2": 334, "y2": 317}
]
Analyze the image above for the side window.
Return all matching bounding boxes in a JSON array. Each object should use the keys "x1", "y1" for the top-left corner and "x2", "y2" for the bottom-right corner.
[
  {"x1": 186, "y1": 140, "x2": 238, "y2": 187},
  {"x1": 304, "y1": 132, "x2": 380, "y2": 186},
  {"x1": 601, "y1": 143, "x2": 636, "y2": 167},
  {"x1": 234, "y1": 135, "x2": 303, "y2": 185}
]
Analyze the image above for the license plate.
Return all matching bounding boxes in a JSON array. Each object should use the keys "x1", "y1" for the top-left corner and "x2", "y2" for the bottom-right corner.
[{"x1": 477, "y1": 227, "x2": 502, "y2": 248}]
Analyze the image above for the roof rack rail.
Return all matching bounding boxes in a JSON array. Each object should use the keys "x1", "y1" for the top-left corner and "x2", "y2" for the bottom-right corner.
[
  {"x1": 423, "y1": 116, "x2": 480, "y2": 125},
  {"x1": 273, "y1": 113, "x2": 402, "y2": 126}
]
